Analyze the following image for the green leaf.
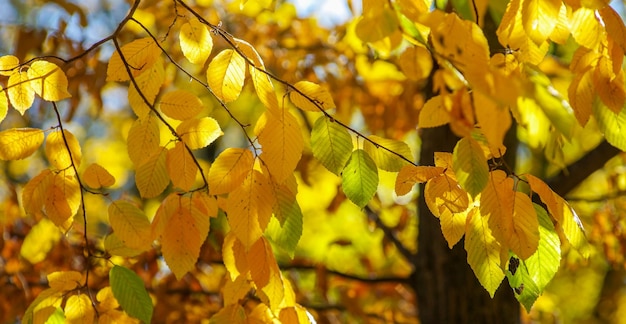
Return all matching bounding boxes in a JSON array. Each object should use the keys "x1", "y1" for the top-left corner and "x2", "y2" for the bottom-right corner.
[
  {"x1": 45, "y1": 307, "x2": 66, "y2": 324},
  {"x1": 452, "y1": 136, "x2": 489, "y2": 198},
  {"x1": 465, "y1": 207, "x2": 505, "y2": 297},
  {"x1": 266, "y1": 183, "x2": 303, "y2": 258},
  {"x1": 342, "y1": 149, "x2": 379, "y2": 208},
  {"x1": 528, "y1": 68, "x2": 579, "y2": 138},
  {"x1": 594, "y1": 104, "x2": 626, "y2": 151},
  {"x1": 526, "y1": 203, "x2": 561, "y2": 291},
  {"x1": 110, "y1": 265, "x2": 153, "y2": 324},
  {"x1": 506, "y1": 255, "x2": 541, "y2": 313},
  {"x1": 363, "y1": 135, "x2": 412, "y2": 172},
  {"x1": 310, "y1": 116, "x2": 353, "y2": 175}
]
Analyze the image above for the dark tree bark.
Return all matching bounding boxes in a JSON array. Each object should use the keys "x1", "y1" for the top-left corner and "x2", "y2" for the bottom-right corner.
[{"x1": 415, "y1": 125, "x2": 520, "y2": 324}]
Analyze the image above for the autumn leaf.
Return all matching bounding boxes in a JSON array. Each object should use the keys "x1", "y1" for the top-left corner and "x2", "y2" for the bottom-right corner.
[
  {"x1": 257, "y1": 111, "x2": 303, "y2": 184},
  {"x1": 7, "y1": 70, "x2": 35, "y2": 114},
  {"x1": 0, "y1": 55, "x2": 19, "y2": 76},
  {"x1": 310, "y1": 116, "x2": 353, "y2": 175},
  {"x1": 127, "y1": 115, "x2": 160, "y2": 166},
  {"x1": 452, "y1": 136, "x2": 489, "y2": 198},
  {"x1": 27, "y1": 60, "x2": 71, "y2": 101},
  {"x1": 363, "y1": 135, "x2": 412, "y2": 172},
  {"x1": 159, "y1": 89, "x2": 204, "y2": 120},
  {"x1": 108, "y1": 200, "x2": 152, "y2": 251},
  {"x1": 128, "y1": 58, "x2": 165, "y2": 118},
  {"x1": 342, "y1": 149, "x2": 378, "y2": 208},
  {"x1": 45, "y1": 129, "x2": 82, "y2": 171},
  {"x1": 289, "y1": 81, "x2": 336, "y2": 111},
  {"x1": 47, "y1": 271, "x2": 82, "y2": 291},
  {"x1": 0, "y1": 86, "x2": 7, "y2": 123},
  {"x1": 83, "y1": 163, "x2": 116, "y2": 188},
  {"x1": 107, "y1": 37, "x2": 161, "y2": 81},
  {"x1": 0, "y1": 127, "x2": 44, "y2": 160},
  {"x1": 207, "y1": 49, "x2": 246, "y2": 102},
  {"x1": 177, "y1": 117, "x2": 223, "y2": 150},
  {"x1": 180, "y1": 18, "x2": 213, "y2": 66},
  {"x1": 65, "y1": 294, "x2": 95, "y2": 324},
  {"x1": 135, "y1": 147, "x2": 169, "y2": 198},
  {"x1": 208, "y1": 147, "x2": 255, "y2": 195},
  {"x1": 166, "y1": 141, "x2": 198, "y2": 191},
  {"x1": 395, "y1": 165, "x2": 445, "y2": 196},
  {"x1": 20, "y1": 218, "x2": 61, "y2": 264}
]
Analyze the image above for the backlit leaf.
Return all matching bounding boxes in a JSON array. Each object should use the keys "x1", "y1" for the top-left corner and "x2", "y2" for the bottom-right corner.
[
  {"x1": 207, "y1": 49, "x2": 246, "y2": 102},
  {"x1": 509, "y1": 192, "x2": 540, "y2": 259},
  {"x1": 465, "y1": 207, "x2": 505, "y2": 297},
  {"x1": 21, "y1": 288, "x2": 63, "y2": 324},
  {"x1": 166, "y1": 141, "x2": 198, "y2": 191},
  {"x1": 108, "y1": 200, "x2": 152, "y2": 251},
  {"x1": 424, "y1": 174, "x2": 470, "y2": 216},
  {"x1": 355, "y1": 6, "x2": 398, "y2": 43},
  {"x1": 481, "y1": 170, "x2": 515, "y2": 252},
  {"x1": 22, "y1": 169, "x2": 53, "y2": 216},
  {"x1": 222, "y1": 232, "x2": 249, "y2": 280},
  {"x1": 209, "y1": 304, "x2": 246, "y2": 324},
  {"x1": 223, "y1": 274, "x2": 253, "y2": 306},
  {"x1": 310, "y1": 116, "x2": 353, "y2": 175},
  {"x1": 506, "y1": 254, "x2": 541, "y2": 312},
  {"x1": 342, "y1": 149, "x2": 378, "y2": 208},
  {"x1": 128, "y1": 58, "x2": 164, "y2": 118},
  {"x1": 440, "y1": 207, "x2": 471, "y2": 248},
  {"x1": 266, "y1": 176, "x2": 303, "y2": 257},
  {"x1": 110, "y1": 265, "x2": 153, "y2": 324},
  {"x1": 363, "y1": 135, "x2": 412, "y2": 172},
  {"x1": 127, "y1": 115, "x2": 160, "y2": 166},
  {"x1": 252, "y1": 238, "x2": 285, "y2": 310},
  {"x1": 177, "y1": 117, "x2": 223, "y2": 150},
  {"x1": 227, "y1": 170, "x2": 276, "y2": 249},
  {"x1": 45, "y1": 129, "x2": 82, "y2": 171},
  {"x1": 135, "y1": 147, "x2": 169, "y2": 198},
  {"x1": 258, "y1": 111, "x2": 303, "y2": 184},
  {"x1": 529, "y1": 69, "x2": 578, "y2": 138},
  {"x1": 594, "y1": 101, "x2": 626, "y2": 151},
  {"x1": 600, "y1": 6, "x2": 626, "y2": 53},
  {"x1": 47, "y1": 271, "x2": 82, "y2": 291},
  {"x1": 83, "y1": 163, "x2": 116, "y2": 188},
  {"x1": 0, "y1": 127, "x2": 44, "y2": 160},
  {"x1": 521, "y1": 0, "x2": 560, "y2": 45},
  {"x1": 7, "y1": 70, "x2": 35, "y2": 114},
  {"x1": 594, "y1": 56, "x2": 626, "y2": 114},
  {"x1": 473, "y1": 91, "x2": 510, "y2": 155},
  {"x1": 160, "y1": 195, "x2": 210, "y2": 279},
  {"x1": 395, "y1": 165, "x2": 445, "y2": 196},
  {"x1": 0, "y1": 87, "x2": 7, "y2": 123},
  {"x1": 418, "y1": 96, "x2": 449, "y2": 128},
  {"x1": 20, "y1": 218, "x2": 61, "y2": 264},
  {"x1": 208, "y1": 148, "x2": 254, "y2": 195},
  {"x1": 180, "y1": 18, "x2": 213, "y2": 66},
  {"x1": 159, "y1": 89, "x2": 204, "y2": 120},
  {"x1": 570, "y1": 7, "x2": 602, "y2": 49},
  {"x1": 104, "y1": 233, "x2": 144, "y2": 257},
  {"x1": 65, "y1": 294, "x2": 94, "y2": 324},
  {"x1": 526, "y1": 204, "x2": 561, "y2": 291},
  {"x1": 397, "y1": 45, "x2": 432, "y2": 81},
  {"x1": 289, "y1": 81, "x2": 336, "y2": 111},
  {"x1": 452, "y1": 136, "x2": 489, "y2": 198},
  {"x1": 107, "y1": 37, "x2": 160, "y2": 81},
  {"x1": 27, "y1": 60, "x2": 71, "y2": 101},
  {"x1": 568, "y1": 69, "x2": 594, "y2": 126},
  {"x1": 0, "y1": 55, "x2": 19, "y2": 76},
  {"x1": 45, "y1": 172, "x2": 80, "y2": 231}
]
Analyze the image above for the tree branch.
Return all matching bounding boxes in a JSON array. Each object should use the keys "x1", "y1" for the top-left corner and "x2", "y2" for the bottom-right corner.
[
  {"x1": 546, "y1": 140, "x2": 621, "y2": 196},
  {"x1": 364, "y1": 205, "x2": 415, "y2": 262},
  {"x1": 279, "y1": 263, "x2": 411, "y2": 285}
]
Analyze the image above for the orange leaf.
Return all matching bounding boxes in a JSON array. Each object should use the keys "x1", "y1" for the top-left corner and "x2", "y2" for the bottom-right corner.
[
  {"x1": 395, "y1": 165, "x2": 445, "y2": 196},
  {"x1": 83, "y1": 163, "x2": 115, "y2": 188}
]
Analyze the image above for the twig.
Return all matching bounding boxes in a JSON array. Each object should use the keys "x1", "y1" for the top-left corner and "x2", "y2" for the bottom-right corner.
[{"x1": 364, "y1": 205, "x2": 415, "y2": 262}]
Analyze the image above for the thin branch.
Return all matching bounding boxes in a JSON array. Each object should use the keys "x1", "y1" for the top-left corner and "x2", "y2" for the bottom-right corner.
[
  {"x1": 364, "y1": 205, "x2": 415, "y2": 262},
  {"x1": 280, "y1": 263, "x2": 411, "y2": 285}
]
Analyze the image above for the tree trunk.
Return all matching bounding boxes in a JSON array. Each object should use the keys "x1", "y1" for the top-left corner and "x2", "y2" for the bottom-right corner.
[{"x1": 415, "y1": 126, "x2": 520, "y2": 324}]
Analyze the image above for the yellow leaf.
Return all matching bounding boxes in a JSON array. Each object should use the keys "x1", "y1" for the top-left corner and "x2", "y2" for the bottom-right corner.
[
  {"x1": 180, "y1": 18, "x2": 213, "y2": 66},
  {"x1": 521, "y1": 0, "x2": 561, "y2": 45},
  {"x1": 21, "y1": 288, "x2": 64, "y2": 324},
  {"x1": 209, "y1": 304, "x2": 247, "y2": 324},
  {"x1": 7, "y1": 70, "x2": 35, "y2": 114},
  {"x1": 247, "y1": 237, "x2": 273, "y2": 288},
  {"x1": 166, "y1": 141, "x2": 198, "y2": 191},
  {"x1": 397, "y1": 45, "x2": 433, "y2": 81},
  {"x1": 107, "y1": 37, "x2": 161, "y2": 82},
  {"x1": 257, "y1": 111, "x2": 303, "y2": 184},
  {"x1": 594, "y1": 56, "x2": 626, "y2": 113},
  {"x1": 20, "y1": 218, "x2": 61, "y2": 264},
  {"x1": 0, "y1": 127, "x2": 44, "y2": 160},
  {"x1": 418, "y1": 95, "x2": 450, "y2": 128},
  {"x1": 127, "y1": 115, "x2": 160, "y2": 166},
  {"x1": 0, "y1": 87, "x2": 7, "y2": 123},
  {"x1": 395, "y1": 165, "x2": 445, "y2": 196},
  {"x1": 510, "y1": 191, "x2": 540, "y2": 259},
  {"x1": 434, "y1": 152, "x2": 454, "y2": 170},
  {"x1": 177, "y1": 117, "x2": 223, "y2": 150},
  {"x1": 208, "y1": 148, "x2": 254, "y2": 195},
  {"x1": 440, "y1": 207, "x2": 471, "y2": 248},
  {"x1": 108, "y1": 200, "x2": 152, "y2": 251},
  {"x1": 27, "y1": 61, "x2": 71, "y2": 101},
  {"x1": 568, "y1": 69, "x2": 594, "y2": 126},
  {"x1": 135, "y1": 146, "x2": 169, "y2": 198},
  {"x1": 160, "y1": 194, "x2": 210, "y2": 279},
  {"x1": 65, "y1": 294, "x2": 95, "y2": 324},
  {"x1": 192, "y1": 192, "x2": 218, "y2": 218},
  {"x1": 465, "y1": 206, "x2": 505, "y2": 297},
  {"x1": 83, "y1": 163, "x2": 116, "y2": 188},
  {"x1": 104, "y1": 233, "x2": 144, "y2": 257},
  {"x1": 159, "y1": 89, "x2": 204, "y2": 120},
  {"x1": 396, "y1": 0, "x2": 429, "y2": 22},
  {"x1": 600, "y1": 6, "x2": 626, "y2": 53},
  {"x1": 96, "y1": 287, "x2": 119, "y2": 312},
  {"x1": 363, "y1": 135, "x2": 412, "y2": 172},
  {"x1": 424, "y1": 174, "x2": 470, "y2": 216},
  {"x1": 47, "y1": 270, "x2": 83, "y2": 291},
  {"x1": 0, "y1": 55, "x2": 19, "y2": 76},
  {"x1": 22, "y1": 169, "x2": 53, "y2": 216},
  {"x1": 570, "y1": 7, "x2": 602, "y2": 49},
  {"x1": 223, "y1": 273, "x2": 253, "y2": 306},
  {"x1": 480, "y1": 170, "x2": 515, "y2": 250},
  {"x1": 355, "y1": 7, "x2": 398, "y2": 43},
  {"x1": 549, "y1": 2, "x2": 570, "y2": 44},
  {"x1": 473, "y1": 92, "x2": 510, "y2": 156},
  {"x1": 497, "y1": 0, "x2": 551, "y2": 64},
  {"x1": 289, "y1": 81, "x2": 336, "y2": 111},
  {"x1": 128, "y1": 57, "x2": 164, "y2": 118},
  {"x1": 227, "y1": 170, "x2": 276, "y2": 249},
  {"x1": 45, "y1": 129, "x2": 82, "y2": 171},
  {"x1": 207, "y1": 49, "x2": 246, "y2": 102},
  {"x1": 45, "y1": 172, "x2": 80, "y2": 231},
  {"x1": 222, "y1": 232, "x2": 249, "y2": 280}
]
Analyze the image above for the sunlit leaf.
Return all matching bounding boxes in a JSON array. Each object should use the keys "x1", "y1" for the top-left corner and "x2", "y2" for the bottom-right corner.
[
  {"x1": 506, "y1": 254, "x2": 541, "y2": 312},
  {"x1": 128, "y1": 57, "x2": 164, "y2": 118},
  {"x1": 22, "y1": 169, "x2": 53, "y2": 216},
  {"x1": 159, "y1": 89, "x2": 204, "y2": 120},
  {"x1": 222, "y1": 232, "x2": 249, "y2": 280},
  {"x1": 570, "y1": 7, "x2": 602, "y2": 49},
  {"x1": 108, "y1": 200, "x2": 152, "y2": 251},
  {"x1": 593, "y1": 56, "x2": 626, "y2": 114},
  {"x1": 20, "y1": 218, "x2": 61, "y2": 264},
  {"x1": 166, "y1": 141, "x2": 198, "y2": 191},
  {"x1": 258, "y1": 111, "x2": 303, "y2": 184},
  {"x1": 418, "y1": 96, "x2": 450, "y2": 128},
  {"x1": 104, "y1": 233, "x2": 144, "y2": 257},
  {"x1": 528, "y1": 69, "x2": 578, "y2": 138},
  {"x1": 223, "y1": 274, "x2": 253, "y2": 306},
  {"x1": 177, "y1": 117, "x2": 223, "y2": 150},
  {"x1": 473, "y1": 91, "x2": 510, "y2": 155},
  {"x1": 355, "y1": 7, "x2": 398, "y2": 43},
  {"x1": 135, "y1": 147, "x2": 169, "y2": 198},
  {"x1": 65, "y1": 294, "x2": 94, "y2": 324},
  {"x1": 465, "y1": 206, "x2": 505, "y2": 297},
  {"x1": 568, "y1": 69, "x2": 594, "y2": 126},
  {"x1": 209, "y1": 304, "x2": 246, "y2": 324},
  {"x1": 127, "y1": 115, "x2": 160, "y2": 166},
  {"x1": 7, "y1": 70, "x2": 35, "y2": 114},
  {"x1": 289, "y1": 81, "x2": 336, "y2": 111},
  {"x1": 180, "y1": 18, "x2": 213, "y2": 66},
  {"x1": 21, "y1": 288, "x2": 64, "y2": 324},
  {"x1": 207, "y1": 49, "x2": 246, "y2": 102},
  {"x1": 594, "y1": 103, "x2": 626, "y2": 152},
  {"x1": 452, "y1": 136, "x2": 488, "y2": 198},
  {"x1": 45, "y1": 129, "x2": 82, "y2": 171},
  {"x1": 0, "y1": 87, "x2": 7, "y2": 123},
  {"x1": 521, "y1": 0, "x2": 560, "y2": 45},
  {"x1": 526, "y1": 204, "x2": 561, "y2": 291},
  {"x1": 110, "y1": 265, "x2": 153, "y2": 324},
  {"x1": 440, "y1": 207, "x2": 471, "y2": 248},
  {"x1": 395, "y1": 165, "x2": 445, "y2": 196},
  {"x1": 310, "y1": 116, "x2": 353, "y2": 175},
  {"x1": 600, "y1": 6, "x2": 626, "y2": 53},
  {"x1": 398, "y1": 45, "x2": 432, "y2": 81},
  {"x1": 208, "y1": 148, "x2": 254, "y2": 195},
  {"x1": 27, "y1": 60, "x2": 71, "y2": 101},
  {"x1": 47, "y1": 271, "x2": 82, "y2": 291},
  {"x1": 266, "y1": 176, "x2": 303, "y2": 257},
  {"x1": 0, "y1": 55, "x2": 19, "y2": 76},
  {"x1": 342, "y1": 149, "x2": 378, "y2": 208},
  {"x1": 0, "y1": 127, "x2": 44, "y2": 160},
  {"x1": 424, "y1": 174, "x2": 470, "y2": 216},
  {"x1": 107, "y1": 37, "x2": 161, "y2": 81},
  {"x1": 363, "y1": 135, "x2": 412, "y2": 172},
  {"x1": 45, "y1": 172, "x2": 80, "y2": 231},
  {"x1": 227, "y1": 170, "x2": 276, "y2": 249},
  {"x1": 83, "y1": 163, "x2": 116, "y2": 189}
]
